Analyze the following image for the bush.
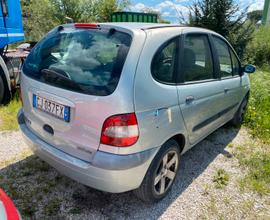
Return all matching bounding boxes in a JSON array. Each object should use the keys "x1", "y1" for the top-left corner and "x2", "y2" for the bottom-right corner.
[{"x1": 245, "y1": 26, "x2": 270, "y2": 67}]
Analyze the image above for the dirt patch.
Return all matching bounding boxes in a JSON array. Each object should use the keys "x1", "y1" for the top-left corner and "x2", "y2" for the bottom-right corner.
[{"x1": 0, "y1": 127, "x2": 269, "y2": 219}]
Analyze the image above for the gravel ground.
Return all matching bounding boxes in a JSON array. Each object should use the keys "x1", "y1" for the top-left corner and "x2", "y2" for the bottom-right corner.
[
  {"x1": 0, "y1": 131, "x2": 32, "y2": 166},
  {"x1": 0, "y1": 131, "x2": 29, "y2": 158},
  {"x1": 0, "y1": 127, "x2": 269, "y2": 219}
]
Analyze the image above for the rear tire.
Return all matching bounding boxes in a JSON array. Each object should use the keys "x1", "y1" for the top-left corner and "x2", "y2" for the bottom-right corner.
[
  {"x1": 230, "y1": 94, "x2": 249, "y2": 126},
  {"x1": 134, "y1": 139, "x2": 180, "y2": 203},
  {"x1": 0, "y1": 72, "x2": 11, "y2": 105},
  {"x1": 0, "y1": 75, "x2": 5, "y2": 104}
]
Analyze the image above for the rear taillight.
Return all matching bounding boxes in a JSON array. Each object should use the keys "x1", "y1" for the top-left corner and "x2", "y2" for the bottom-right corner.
[{"x1": 100, "y1": 113, "x2": 139, "y2": 147}]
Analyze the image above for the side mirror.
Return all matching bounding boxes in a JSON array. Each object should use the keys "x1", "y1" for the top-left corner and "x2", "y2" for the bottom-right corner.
[{"x1": 242, "y1": 64, "x2": 256, "y2": 75}]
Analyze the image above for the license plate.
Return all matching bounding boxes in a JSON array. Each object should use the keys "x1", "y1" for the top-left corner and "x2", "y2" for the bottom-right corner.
[{"x1": 33, "y1": 94, "x2": 70, "y2": 122}]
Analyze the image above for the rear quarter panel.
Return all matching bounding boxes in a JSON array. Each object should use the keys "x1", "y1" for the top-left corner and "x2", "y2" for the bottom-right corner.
[{"x1": 133, "y1": 28, "x2": 188, "y2": 155}]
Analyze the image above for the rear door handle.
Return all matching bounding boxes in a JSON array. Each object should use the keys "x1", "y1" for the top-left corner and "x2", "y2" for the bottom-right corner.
[
  {"x1": 224, "y1": 88, "x2": 230, "y2": 93},
  {"x1": 186, "y1": 96, "x2": 194, "y2": 104}
]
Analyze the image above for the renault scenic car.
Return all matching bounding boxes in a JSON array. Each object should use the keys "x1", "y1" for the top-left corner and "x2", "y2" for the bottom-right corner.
[{"x1": 18, "y1": 23, "x2": 255, "y2": 202}]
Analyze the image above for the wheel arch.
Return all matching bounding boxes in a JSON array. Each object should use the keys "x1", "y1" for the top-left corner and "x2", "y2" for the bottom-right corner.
[
  {"x1": 169, "y1": 133, "x2": 186, "y2": 154},
  {"x1": 154, "y1": 132, "x2": 186, "y2": 156}
]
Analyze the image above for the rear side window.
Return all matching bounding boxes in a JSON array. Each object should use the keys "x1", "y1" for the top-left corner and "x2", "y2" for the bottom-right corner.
[
  {"x1": 183, "y1": 34, "x2": 214, "y2": 82},
  {"x1": 151, "y1": 38, "x2": 178, "y2": 84},
  {"x1": 23, "y1": 26, "x2": 132, "y2": 96},
  {"x1": 212, "y1": 36, "x2": 233, "y2": 78}
]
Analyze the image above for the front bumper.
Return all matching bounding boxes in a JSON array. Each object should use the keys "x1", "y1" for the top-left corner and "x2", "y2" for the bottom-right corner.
[{"x1": 17, "y1": 109, "x2": 159, "y2": 193}]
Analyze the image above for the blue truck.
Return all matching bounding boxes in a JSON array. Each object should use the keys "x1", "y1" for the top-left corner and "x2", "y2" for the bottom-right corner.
[{"x1": 0, "y1": 0, "x2": 25, "y2": 104}]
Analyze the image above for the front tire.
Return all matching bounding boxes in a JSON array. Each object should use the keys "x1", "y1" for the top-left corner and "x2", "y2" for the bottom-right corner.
[
  {"x1": 230, "y1": 94, "x2": 249, "y2": 126},
  {"x1": 134, "y1": 139, "x2": 180, "y2": 203}
]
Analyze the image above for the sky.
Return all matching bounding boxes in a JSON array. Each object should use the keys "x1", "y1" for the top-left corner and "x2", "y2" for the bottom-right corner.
[{"x1": 129, "y1": 0, "x2": 265, "y2": 23}]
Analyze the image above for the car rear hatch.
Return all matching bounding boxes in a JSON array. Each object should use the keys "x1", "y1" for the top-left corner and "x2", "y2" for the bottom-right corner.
[{"x1": 21, "y1": 23, "x2": 141, "y2": 162}]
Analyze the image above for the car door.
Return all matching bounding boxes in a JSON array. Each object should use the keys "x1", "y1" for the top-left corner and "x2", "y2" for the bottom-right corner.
[
  {"x1": 211, "y1": 35, "x2": 243, "y2": 121},
  {"x1": 176, "y1": 32, "x2": 225, "y2": 145}
]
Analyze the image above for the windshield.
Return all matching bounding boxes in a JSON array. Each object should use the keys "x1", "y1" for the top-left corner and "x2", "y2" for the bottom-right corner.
[{"x1": 23, "y1": 26, "x2": 132, "y2": 96}]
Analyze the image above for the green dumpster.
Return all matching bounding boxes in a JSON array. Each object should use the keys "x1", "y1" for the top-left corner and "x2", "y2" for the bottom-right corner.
[{"x1": 111, "y1": 12, "x2": 158, "y2": 23}]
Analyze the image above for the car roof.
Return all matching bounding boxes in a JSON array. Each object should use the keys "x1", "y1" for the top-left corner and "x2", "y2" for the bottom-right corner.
[
  {"x1": 99, "y1": 22, "x2": 218, "y2": 34},
  {"x1": 64, "y1": 22, "x2": 217, "y2": 35},
  {"x1": 99, "y1": 22, "x2": 183, "y2": 30},
  {"x1": 64, "y1": 22, "x2": 222, "y2": 40}
]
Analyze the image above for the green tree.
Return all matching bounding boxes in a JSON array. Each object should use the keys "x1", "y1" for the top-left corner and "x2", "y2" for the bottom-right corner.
[
  {"x1": 189, "y1": 0, "x2": 254, "y2": 59},
  {"x1": 50, "y1": 0, "x2": 130, "y2": 23},
  {"x1": 245, "y1": 26, "x2": 270, "y2": 67},
  {"x1": 247, "y1": 10, "x2": 263, "y2": 23},
  {"x1": 21, "y1": 0, "x2": 59, "y2": 41},
  {"x1": 21, "y1": 0, "x2": 130, "y2": 41},
  {"x1": 50, "y1": 0, "x2": 88, "y2": 23}
]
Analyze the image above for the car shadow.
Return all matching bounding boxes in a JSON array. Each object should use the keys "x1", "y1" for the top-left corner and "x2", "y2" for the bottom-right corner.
[{"x1": 0, "y1": 126, "x2": 240, "y2": 219}]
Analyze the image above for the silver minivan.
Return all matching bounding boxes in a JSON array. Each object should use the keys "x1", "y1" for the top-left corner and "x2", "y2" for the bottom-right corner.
[{"x1": 18, "y1": 23, "x2": 255, "y2": 202}]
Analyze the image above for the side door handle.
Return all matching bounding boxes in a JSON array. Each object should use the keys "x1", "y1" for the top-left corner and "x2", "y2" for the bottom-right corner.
[{"x1": 185, "y1": 96, "x2": 194, "y2": 104}]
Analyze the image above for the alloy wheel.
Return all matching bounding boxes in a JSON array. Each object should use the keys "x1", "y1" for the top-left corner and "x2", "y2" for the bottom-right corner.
[{"x1": 154, "y1": 150, "x2": 179, "y2": 195}]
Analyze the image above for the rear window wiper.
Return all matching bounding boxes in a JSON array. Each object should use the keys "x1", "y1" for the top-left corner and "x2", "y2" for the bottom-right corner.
[
  {"x1": 42, "y1": 67, "x2": 71, "y2": 79},
  {"x1": 41, "y1": 68, "x2": 82, "y2": 91}
]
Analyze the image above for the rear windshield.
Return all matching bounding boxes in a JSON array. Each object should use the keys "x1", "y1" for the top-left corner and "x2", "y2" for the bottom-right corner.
[{"x1": 23, "y1": 26, "x2": 132, "y2": 96}]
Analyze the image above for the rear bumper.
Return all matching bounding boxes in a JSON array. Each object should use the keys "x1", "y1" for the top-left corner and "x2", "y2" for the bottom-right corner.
[{"x1": 17, "y1": 109, "x2": 159, "y2": 193}]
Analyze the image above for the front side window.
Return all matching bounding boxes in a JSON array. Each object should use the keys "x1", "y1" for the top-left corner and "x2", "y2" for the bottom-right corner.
[
  {"x1": 183, "y1": 34, "x2": 214, "y2": 82},
  {"x1": 23, "y1": 26, "x2": 132, "y2": 96},
  {"x1": 213, "y1": 36, "x2": 233, "y2": 78},
  {"x1": 151, "y1": 38, "x2": 177, "y2": 83}
]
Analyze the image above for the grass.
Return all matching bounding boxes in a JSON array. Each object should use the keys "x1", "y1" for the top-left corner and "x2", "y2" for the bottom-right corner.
[
  {"x1": 44, "y1": 199, "x2": 61, "y2": 216},
  {"x1": 0, "y1": 156, "x2": 67, "y2": 219},
  {"x1": 235, "y1": 69, "x2": 270, "y2": 195},
  {"x1": 236, "y1": 143, "x2": 270, "y2": 195},
  {"x1": 213, "y1": 169, "x2": 230, "y2": 189},
  {"x1": 244, "y1": 69, "x2": 270, "y2": 143},
  {"x1": 69, "y1": 207, "x2": 82, "y2": 214},
  {"x1": 239, "y1": 154, "x2": 270, "y2": 194},
  {"x1": 0, "y1": 95, "x2": 21, "y2": 131}
]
